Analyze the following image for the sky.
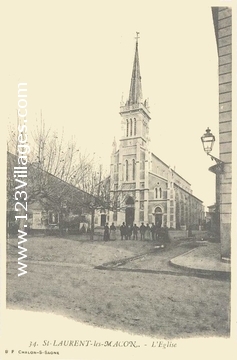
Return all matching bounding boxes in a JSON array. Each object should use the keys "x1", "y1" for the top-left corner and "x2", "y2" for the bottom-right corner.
[{"x1": 2, "y1": 0, "x2": 223, "y2": 208}]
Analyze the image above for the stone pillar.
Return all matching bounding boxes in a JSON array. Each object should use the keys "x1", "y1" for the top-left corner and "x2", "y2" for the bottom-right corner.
[
  {"x1": 220, "y1": 168, "x2": 231, "y2": 261},
  {"x1": 135, "y1": 190, "x2": 140, "y2": 225},
  {"x1": 143, "y1": 146, "x2": 149, "y2": 224},
  {"x1": 217, "y1": 7, "x2": 232, "y2": 261},
  {"x1": 135, "y1": 142, "x2": 141, "y2": 225},
  {"x1": 143, "y1": 190, "x2": 148, "y2": 224}
]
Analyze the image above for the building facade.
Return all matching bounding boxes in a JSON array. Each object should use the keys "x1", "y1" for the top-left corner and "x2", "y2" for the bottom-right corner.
[
  {"x1": 7, "y1": 151, "x2": 96, "y2": 234},
  {"x1": 109, "y1": 37, "x2": 204, "y2": 228},
  {"x1": 212, "y1": 7, "x2": 232, "y2": 261}
]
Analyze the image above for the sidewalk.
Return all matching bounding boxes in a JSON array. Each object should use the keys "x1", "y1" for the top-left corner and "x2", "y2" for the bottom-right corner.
[{"x1": 169, "y1": 242, "x2": 231, "y2": 277}]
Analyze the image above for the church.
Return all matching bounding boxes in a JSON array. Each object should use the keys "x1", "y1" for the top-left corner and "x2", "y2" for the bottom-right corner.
[{"x1": 108, "y1": 35, "x2": 204, "y2": 229}]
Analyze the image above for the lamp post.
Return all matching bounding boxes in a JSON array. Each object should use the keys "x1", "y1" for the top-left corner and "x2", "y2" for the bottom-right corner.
[
  {"x1": 201, "y1": 127, "x2": 223, "y2": 242},
  {"x1": 201, "y1": 128, "x2": 224, "y2": 172}
]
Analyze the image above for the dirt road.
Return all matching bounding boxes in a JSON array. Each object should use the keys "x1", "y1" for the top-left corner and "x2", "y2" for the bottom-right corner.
[{"x1": 7, "y1": 236, "x2": 230, "y2": 338}]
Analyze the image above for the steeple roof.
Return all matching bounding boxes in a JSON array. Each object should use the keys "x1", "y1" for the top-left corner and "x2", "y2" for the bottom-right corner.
[{"x1": 128, "y1": 35, "x2": 143, "y2": 105}]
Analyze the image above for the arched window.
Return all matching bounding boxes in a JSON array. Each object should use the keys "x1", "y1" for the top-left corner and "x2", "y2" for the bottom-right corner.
[
  {"x1": 154, "y1": 187, "x2": 162, "y2": 199},
  {"x1": 130, "y1": 118, "x2": 133, "y2": 136},
  {"x1": 125, "y1": 160, "x2": 128, "y2": 181},
  {"x1": 134, "y1": 118, "x2": 136, "y2": 135},
  {"x1": 132, "y1": 159, "x2": 136, "y2": 180},
  {"x1": 126, "y1": 120, "x2": 129, "y2": 137},
  {"x1": 159, "y1": 187, "x2": 162, "y2": 198}
]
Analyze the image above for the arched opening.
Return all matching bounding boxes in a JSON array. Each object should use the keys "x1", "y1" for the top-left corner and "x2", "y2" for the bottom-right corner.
[
  {"x1": 130, "y1": 118, "x2": 133, "y2": 136},
  {"x1": 134, "y1": 118, "x2": 136, "y2": 135},
  {"x1": 126, "y1": 197, "x2": 134, "y2": 205},
  {"x1": 125, "y1": 196, "x2": 134, "y2": 226},
  {"x1": 154, "y1": 206, "x2": 162, "y2": 228},
  {"x1": 126, "y1": 119, "x2": 129, "y2": 137}
]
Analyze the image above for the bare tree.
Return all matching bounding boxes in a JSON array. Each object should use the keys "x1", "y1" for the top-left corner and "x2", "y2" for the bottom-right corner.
[{"x1": 7, "y1": 116, "x2": 107, "y2": 237}]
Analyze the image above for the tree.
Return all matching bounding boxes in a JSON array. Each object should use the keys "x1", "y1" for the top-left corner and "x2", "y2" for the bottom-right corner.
[
  {"x1": 7, "y1": 116, "x2": 105, "y2": 236},
  {"x1": 94, "y1": 168, "x2": 136, "y2": 227}
]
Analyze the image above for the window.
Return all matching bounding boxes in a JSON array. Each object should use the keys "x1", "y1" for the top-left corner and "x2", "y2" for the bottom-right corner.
[
  {"x1": 154, "y1": 187, "x2": 162, "y2": 199},
  {"x1": 130, "y1": 118, "x2": 133, "y2": 136},
  {"x1": 134, "y1": 118, "x2": 136, "y2": 135},
  {"x1": 48, "y1": 211, "x2": 59, "y2": 225},
  {"x1": 132, "y1": 159, "x2": 136, "y2": 180},
  {"x1": 126, "y1": 119, "x2": 129, "y2": 137},
  {"x1": 32, "y1": 211, "x2": 42, "y2": 228},
  {"x1": 159, "y1": 187, "x2": 162, "y2": 198},
  {"x1": 125, "y1": 160, "x2": 128, "y2": 181}
]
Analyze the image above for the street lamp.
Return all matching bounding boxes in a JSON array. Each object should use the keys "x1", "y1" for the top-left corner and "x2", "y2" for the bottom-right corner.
[
  {"x1": 201, "y1": 127, "x2": 224, "y2": 172},
  {"x1": 201, "y1": 127, "x2": 215, "y2": 154}
]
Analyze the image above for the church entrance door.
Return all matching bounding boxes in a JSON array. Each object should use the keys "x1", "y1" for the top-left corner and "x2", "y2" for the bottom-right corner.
[
  {"x1": 125, "y1": 196, "x2": 135, "y2": 226},
  {"x1": 155, "y1": 214, "x2": 162, "y2": 228},
  {"x1": 125, "y1": 207, "x2": 134, "y2": 226},
  {"x1": 154, "y1": 207, "x2": 162, "y2": 228}
]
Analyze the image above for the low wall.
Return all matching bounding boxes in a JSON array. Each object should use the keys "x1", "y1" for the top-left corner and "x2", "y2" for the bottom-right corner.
[
  {"x1": 168, "y1": 230, "x2": 188, "y2": 241},
  {"x1": 191, "y1": 230, "x2": 208, "y2": 240}
]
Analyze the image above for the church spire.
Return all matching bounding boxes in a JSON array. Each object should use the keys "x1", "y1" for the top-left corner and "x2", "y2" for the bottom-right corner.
[{"x1": 128, "y1": 32, "x2": 143, "y2": 105}]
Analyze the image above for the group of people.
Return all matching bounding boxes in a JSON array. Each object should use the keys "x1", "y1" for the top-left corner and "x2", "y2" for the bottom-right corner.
[
  {"x1": 103, "y1": 222, "x2": 116, "y2": 241},
  {"x1": 103, "y1": 222, "x2": 169, "y2": 242}
]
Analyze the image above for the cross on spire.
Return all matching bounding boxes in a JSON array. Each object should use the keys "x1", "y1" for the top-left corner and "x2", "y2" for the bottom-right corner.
[{"x1": 135, "y1": 32, "x2": 140, "y2": 43}]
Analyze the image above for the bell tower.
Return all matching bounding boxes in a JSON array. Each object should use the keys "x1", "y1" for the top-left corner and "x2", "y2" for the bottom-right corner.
[
  {"x1": 119, "y1": 32, "x2": 151, "y2": 145},
  {"x1": 110, "y1": 33, "x2": 151, "y2": 226}
]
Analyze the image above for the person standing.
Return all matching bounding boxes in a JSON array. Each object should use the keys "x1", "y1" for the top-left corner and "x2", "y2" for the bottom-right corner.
[
  {"x1": 145, "y1": 223, "x2": 151, "y2": 241},
  {"x1": 162, "y1": 224, "x2": 169, "y2": 246},
  {"x1": 155, "y1": 223, "x2": 159, "y2": 241},
  {"x1": 120, "y1": 222, "x2": 126, "y2": 240},
  {"x1": 110, "y1": 222, "x2": 116, "y2": 241},
  {"x1": 133, "y1": 224, "x2": 138, "y2": 240},
  {"x1": 140, "y1": 222, "x2": 146, "y2": 240},
  {"x1": 127, "y1": 224, "x2": 132, "y2": 240},
  {"x1": 151, "y1": 223, "x2": 156, "y2": 241},
  {"x1": 103, "y1": 223, "x2": 110, "y2": 241},
  {"x1": 165, "y1": 225, "x2": 169, "y2": 242}
]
